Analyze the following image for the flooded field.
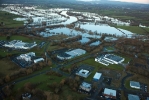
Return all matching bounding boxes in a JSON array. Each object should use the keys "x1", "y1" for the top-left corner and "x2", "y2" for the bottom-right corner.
[{"x1": 1, "y1": 5, "x2": 137, "y2": 39}]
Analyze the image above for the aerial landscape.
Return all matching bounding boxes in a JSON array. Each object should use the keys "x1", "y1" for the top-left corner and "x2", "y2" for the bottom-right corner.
[{"x1": 0, "y1": 0, "x2": 149, "y2": 100}]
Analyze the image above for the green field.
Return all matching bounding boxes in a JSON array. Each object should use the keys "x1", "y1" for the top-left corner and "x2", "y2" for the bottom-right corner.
[
  {"x1": 14, "y1": 74, "x2": 64, "y2": 91},
  {"x1": 115, "y1": 26, "x2": 149, "y2": 34},
  {"x1": 0, "y1": 11, "x2": 24, "y2": 28}
]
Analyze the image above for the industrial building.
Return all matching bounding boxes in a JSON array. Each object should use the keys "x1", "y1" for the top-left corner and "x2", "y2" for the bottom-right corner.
[
  {"x1": 34, "y1": 58, "x2": 44, "y2": 63},
  {"x1": 93, "y1": 72, "x2": 102, "y2": 81},
  {"x1": 130, "y1": 81, "x2": 141, "y2": 89},
  {"x1": 17, "y1": 52, "x2": 35, "y2": 62},
  {"x1": 79, "y1": 82, "x2": 92, "y2": 92},
  {"x1": 95, "y1": 54, "x2": 124, "y2": 66},
  {"x1": 103, "y1": 88, "x2": 116, "y2": 99},
  {"x1": 57, "y1": 48, "x2": 86, "y2": 60},
  {"x1": 3, "y1": 40, "x2": 37, "y2": 49},
  {"x1": 76, "y1": 69, "x2": 91, "y2": 78},
  {"x1": 128, "y1": 94, "x2": 140, "y2": 100}
]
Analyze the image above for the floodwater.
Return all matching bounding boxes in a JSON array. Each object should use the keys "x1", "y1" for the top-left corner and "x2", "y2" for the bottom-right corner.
[
  {"x1": 90, "y1": 41, "x2": 101, "y2": 46},
  {"x1": 40, "y1": 27, "x2": 101, "y2": 38},
  {"x1": 79, "y1": 37, "x2": 90, "y2": 44},
  {"x1": 79, "y1": 23, "x2": 133, "y2": 36}
]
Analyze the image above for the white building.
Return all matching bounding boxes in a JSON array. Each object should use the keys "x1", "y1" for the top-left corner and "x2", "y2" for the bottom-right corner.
[
  {"x1": 93, "y1": 72, "x2": 102, "y2": 81},
  {"x1": 128, "y1": 94, "x2": 140, "y2": 100},
  {"x1": 79, "y1": 82, "x2": 92, "y2": 92},
  {"x1": 57, "y1": 48, "x2": 86, "y2": 60},
  {"x1": 17, "y1": 52, "x2": 35, "y2": 62},
  {"x1": 103, "y1": 88, "x2": 116, "y2": 99},
  {"x1": 3, "y1": 40, "x2": 37, "y2": 49},
  {"x1": 76, "y1": 69, "x2": 91, "y2": 78},
  {"x1": 130, "y1": 81, "x2": 141, "y2": 89},
  {"x1": 95, "y1": 54, "x2": 124, "y2": 66},
  {"x1": 34, "y1": 58, "x2": 44, "y2": 63}
]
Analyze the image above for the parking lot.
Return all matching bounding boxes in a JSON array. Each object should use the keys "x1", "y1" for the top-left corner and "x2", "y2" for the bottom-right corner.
[
  {"x1": 38, "y1": 41, "x2": 46, "y2": 48},
  {"x1": 0, "y1": 40, "x2": 6, "y2": 48},
  {"x1": 102, "y1": 77, "x2": 112, "y2": 86},
  {"x1": 140, "y1": 83, "x2": 148, "y2": 92},
  {"x1": 11, "y1": 56, "x2": 33, "y2": 68},
  {"x1": 77, "y1": 64, "x2": 94, "y2": 73}
]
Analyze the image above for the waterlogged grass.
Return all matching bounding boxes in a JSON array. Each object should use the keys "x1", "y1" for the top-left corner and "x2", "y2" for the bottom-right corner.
[
  {"x1": 0, "y1": 11, "x2": 24, "y2": 28},
  {"x1": 115, "y1": 26, "x2": 148, "y2": 34}
]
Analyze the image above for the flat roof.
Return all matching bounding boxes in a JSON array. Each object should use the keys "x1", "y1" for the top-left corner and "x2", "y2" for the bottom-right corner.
[
  {"x1": 104, "y1": 88, "x2": 116, "y2": 97},
  {"x1": 105, "y1": 54, "x2": 123, "y2": 62},
  {"x1": 93, "y1": 72, "x2": 102, "y2": 80},
  {"x1": 66, "y1": 48, "x2": 86, "y2": 56},
  {"x1": 130, "y1": 81, "x2": 140, "y2": 88},
  {"x1": 81, "y1": 82, "x2": 91, "y2": 88},
  {"x1": 128, "y1": 94, "x2": 140, "y2": 100},
  {"x1": 79, "y1": 69, "x2": 89, "y2": 75}
]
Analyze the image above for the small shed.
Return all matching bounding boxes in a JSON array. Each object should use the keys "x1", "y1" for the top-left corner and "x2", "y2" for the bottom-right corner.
[{"x1": 93, "y1": 72, "x2": 102, "y2": 81}]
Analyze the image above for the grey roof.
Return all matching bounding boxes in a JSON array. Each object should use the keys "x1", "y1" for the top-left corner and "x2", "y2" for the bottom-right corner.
[
  {"x1": 130, "y1": 81, "x2": 140, "y2": 88},
  {"x1": 128, "y1": 94, "x2": 140, "y2": 100},
  {"x1": 104, "y1": 88, "x2": 116, "y2": 97}
]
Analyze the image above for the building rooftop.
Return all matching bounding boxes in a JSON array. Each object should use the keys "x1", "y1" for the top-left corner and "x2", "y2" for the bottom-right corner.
[
  {"x1": 128, "y1": 94, "x2": 140, "y2": 100},
  {"x1": 130, "y1": 81, "x2": 140, "y2": 89},
  {"x1": 80, "y1": 82, "x2": 92, "y2": 92},
  {"x1": 104, "y1": 88, "x2": 116, "y2": 97},
  {"x1": 93, "y1": 72, "x2": 102, "y2": 80}
]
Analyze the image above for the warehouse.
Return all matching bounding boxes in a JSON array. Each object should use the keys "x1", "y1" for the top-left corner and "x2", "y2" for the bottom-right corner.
[
  {"x1": 130, "y1": 81, "x2": 141, "y2": 89},
  {"x1": 128, "y1": 94, "x2": 140, "y2": 100},
  {"x1": 79, "y1": 82, "x2": 92, "y2": 92},
  {"x1": 57, "y1": 48, "x2": 86, "y2": 60},
  {"x1": 3, "y1": 40, "x2": 37, "y2": 49},
  {"x1": 103, "y1": 88, "x2": 116, "y2": 99}
]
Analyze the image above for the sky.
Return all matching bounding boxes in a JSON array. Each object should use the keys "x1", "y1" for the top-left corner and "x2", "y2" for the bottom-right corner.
[
  {"x1": 110, "y1": 0, "x2": 149, "y2": 4},
  {"x1": 77, "y1": 0, "x2": 149, "y2": 4}
]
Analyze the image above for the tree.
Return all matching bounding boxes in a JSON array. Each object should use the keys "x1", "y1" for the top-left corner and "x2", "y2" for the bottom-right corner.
[{"x1": 5, "y1": 75, "x2": 10, "y2": 82}]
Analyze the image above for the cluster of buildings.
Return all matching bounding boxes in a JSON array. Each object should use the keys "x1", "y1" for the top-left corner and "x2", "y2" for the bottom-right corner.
[
  {"x1": 17, "y1": 52, "x2": 44, "y2": 63},
  {"x1": 95, "y1": 54, "x2": 124, "y2": 66},
  {"x1": 3, "y1": 40, "x2": 37, "y2": 49}
]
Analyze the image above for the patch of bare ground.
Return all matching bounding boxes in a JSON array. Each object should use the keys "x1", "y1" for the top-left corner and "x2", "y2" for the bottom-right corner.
[{"x1": 98, "y1": 69, "x2": 126, "y2": 88}]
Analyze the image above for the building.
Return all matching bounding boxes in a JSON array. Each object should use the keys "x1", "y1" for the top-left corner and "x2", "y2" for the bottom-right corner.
[
  {"x1": 17, "y1": 52, "x2": 35, "y2": 62},
  {"x1": 95, "y1": 54, "x2": 124, "y2": 66},
  {"x1": 57, "y1": 48, "x2": 86, "y2": 60},
  {"x1": 22, "y1": 93, "x2": 32, "y2": 100},
  {"x1": 93, "y1": 72, "x2": 102, "y2": 81},
  {"x1": 3, "y1": 40, "x2": 37, "y2": 49},
  {"x1": 79, "y1": 82, "x2": 92, "y2": 92},
  {"x1": 34, "y1": 58, "x2": 44, "y2": 63},
  {"x1": 103, "y1": 88, "x2": 116, "y2": 99},
  {"x1": 128, "y1": 94, "x2": 140, "y2": 100},
  {"x1": 76, "y1": 69, "x2": 91, "y2": 78},
  {"x1": 130, "y1": 81, "x2": 140, "y2": 89}
]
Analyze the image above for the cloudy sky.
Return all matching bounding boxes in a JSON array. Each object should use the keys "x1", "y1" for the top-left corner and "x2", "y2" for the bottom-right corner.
[
  {"x1": 78, "y1": 0, "x2": 149, "y2": 4},
  {"x1": 111, "y1": 0, "x2": 149, "y2": 4}
]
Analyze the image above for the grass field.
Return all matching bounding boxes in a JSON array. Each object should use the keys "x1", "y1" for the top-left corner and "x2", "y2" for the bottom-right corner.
[
  {"x1": 0, "y1": 35, "x2": 41, "y2": 43},
  {"x1": 14, "y1": 73, "x2": 64, "y2": 91},
  {"x1": 0, "y1": 58, "x2": 20, "y2": 78},
  {"x1": 0, "y1": 11, "x2": 24, "y2": 28},
  {"x1": 115, "y1": 26, "x2": 149, "y2": 34}
]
